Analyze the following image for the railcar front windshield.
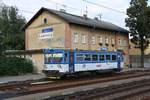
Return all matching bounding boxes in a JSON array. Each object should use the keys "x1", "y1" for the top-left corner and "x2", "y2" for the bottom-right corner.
[{"x1": 45, "y1": 53, "x2": 63, "y2": 63}]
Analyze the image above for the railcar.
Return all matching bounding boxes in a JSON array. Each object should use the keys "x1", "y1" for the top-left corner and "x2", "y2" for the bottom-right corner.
[{"x1": 42, "y1": 49, "x2": 124, "y2": 78}]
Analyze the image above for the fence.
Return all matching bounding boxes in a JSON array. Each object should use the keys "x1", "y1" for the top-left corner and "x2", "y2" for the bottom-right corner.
[{"x1": 130, "y1": 55, "x2": 150, "y2": 68}]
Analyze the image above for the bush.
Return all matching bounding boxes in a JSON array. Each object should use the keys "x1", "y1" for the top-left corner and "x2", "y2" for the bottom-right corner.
[{"x1": 0, "y1": 56, "x2": 33, "y2": 76}]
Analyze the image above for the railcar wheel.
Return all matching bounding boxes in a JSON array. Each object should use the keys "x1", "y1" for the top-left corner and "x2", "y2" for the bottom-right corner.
[
  {"x1": 74, "y1": 72, "x2": 79, "y2": 78},
  {"x1": 91, "y1": 71, "x2": 97, "y2": 76}
]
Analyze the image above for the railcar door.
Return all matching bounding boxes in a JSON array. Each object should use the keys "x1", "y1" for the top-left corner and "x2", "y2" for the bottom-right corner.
[
  {"x1": 117, "y1": 53, "x2": 121, "y2": 70},
  {"x1": 69, "y1": 52, "x2": 74, "y2": 73}
]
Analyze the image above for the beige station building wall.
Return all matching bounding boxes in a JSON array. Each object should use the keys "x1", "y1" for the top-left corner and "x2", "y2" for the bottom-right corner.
[
  {"x1": 25, "y1": 11, "x2": 67, "y2": 50},
  {"x1": 70, "y1": 25, "x2": 129, "y2": 65},
  {"x1": 24, "y1": 10, "x2": 129, "y2": 73},
  {"x1": 129, "y1": 41, "x2": 141, "y2": 56},
  {"x1": 129, "y1": 40, "x2": 150, "y2": 56}
]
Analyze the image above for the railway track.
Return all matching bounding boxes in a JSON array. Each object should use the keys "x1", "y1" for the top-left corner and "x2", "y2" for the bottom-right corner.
[
  {"x1": 42, "y1": 79, "x2": 150, "y2": 100},
  {"x1": 1, "y1": 71, "x2": 150, "y2": 99}
]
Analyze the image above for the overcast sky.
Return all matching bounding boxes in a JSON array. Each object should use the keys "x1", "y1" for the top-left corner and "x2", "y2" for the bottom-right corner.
[{"x1": 2, "y1": 0, "x2": 132, "y2": 28}]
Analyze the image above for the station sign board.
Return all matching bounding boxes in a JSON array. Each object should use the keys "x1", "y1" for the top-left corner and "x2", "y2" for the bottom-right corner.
[{"x1": 39, "y1": 27, "x2": 53, "y2": 39}]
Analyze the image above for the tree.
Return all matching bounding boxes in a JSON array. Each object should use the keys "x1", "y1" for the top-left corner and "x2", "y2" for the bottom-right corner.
[
  {"x1": 0, "y1": 31, "x2": 4, "y2": 55},
  {"x1": 0, "y1": 4, "x2": 26, "y2": 50},
  {"x1": 126, "y1": 0, "x2": 150, "y2": 68}
]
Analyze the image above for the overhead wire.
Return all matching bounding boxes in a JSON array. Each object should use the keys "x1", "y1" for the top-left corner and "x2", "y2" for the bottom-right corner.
[
  {"x1": 82, "y1": 0, "x2": 127, "y2": 15},
  {"x1": 2, "y1": 0, "x2": 127, "y2": 15},
  {"x1": 44, "y1": 0, "x2": 83, "y2": 14}
]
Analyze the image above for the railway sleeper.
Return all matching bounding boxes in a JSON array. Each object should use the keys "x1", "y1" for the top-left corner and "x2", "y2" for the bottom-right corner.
[{"x1": 42, "y1": 79, "x2": 150, "y2": 100}]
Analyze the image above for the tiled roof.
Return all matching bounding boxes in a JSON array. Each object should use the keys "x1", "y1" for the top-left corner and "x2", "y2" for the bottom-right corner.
[{"x1": 23, "y1": 7, "x2": 129, "y2": 33}]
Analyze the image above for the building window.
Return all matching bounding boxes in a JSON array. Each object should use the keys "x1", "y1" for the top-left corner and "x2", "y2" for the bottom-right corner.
[
  {"x1": 111, "y1": 38, "x2": 115, "y2": 46},
  {"x1": 44, "y1": 18, "x2": 47, "y2": 24},
  {"x1": 99, "y1": 36, "x2": 103, "y2": 43},
  {"x1": 74, "y1": 33, "x2": 78, "y2": 43},
  {"x1": 119, "y1": 39, "x2": 122, "y2": 45},
  {"x1": 81, "y1": 34, "x2": 86, "y2": 43},
  {"x1": 105, "y1": 37, "x2": 109, "y2": 44},
  {"x1": 91, "y1": 36, "x2": 96, "y2": 44},
  {"x1": 123, "y1": 39, "x2": 127, "y2": 46}
]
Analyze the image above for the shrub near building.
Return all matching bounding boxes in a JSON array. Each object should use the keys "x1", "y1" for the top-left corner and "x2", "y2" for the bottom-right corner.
[{"x1": 0, "y1": 57, "x2": 33, "y2": 76}]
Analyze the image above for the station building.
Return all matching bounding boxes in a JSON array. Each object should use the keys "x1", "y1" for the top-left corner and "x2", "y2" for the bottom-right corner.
[{"x1": 6, "y1": 7, "x2": 129, "y2": 73}]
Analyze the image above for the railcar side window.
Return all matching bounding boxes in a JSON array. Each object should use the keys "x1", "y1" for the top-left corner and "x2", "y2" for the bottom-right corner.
[
  {"x1": 84, "y1": 54, "x2": 91, "y2": 61},
  {"x1": 76, "y1": 54, "x2": 84, "y2": 62},
  {"x1": 106, "y1": 55, "x2": 111, "y2": 60},
  {"x1": 52, "y1": 53, "x2": 63, "y2": 63},
  {"x1": 45, "y1": 54, "x2": 53, "y2": 63},
  {"x1": 92, "y1": 54, "x2": 98, "y2": 61},
  {"x1": 99, "y1": 54, "x2": 105, "y2": 61},
  {"x1": 112, "y1": 55, "x2": 117, "y2": 61}
]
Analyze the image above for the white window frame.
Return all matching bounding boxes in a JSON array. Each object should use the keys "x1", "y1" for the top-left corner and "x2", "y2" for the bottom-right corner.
[
  {"x1": 91, "y1": 36, "x2": 96, "y2": 44},
  {"x1": 81, "y1": 34, "x2": 86, "y2": 44},
  {"x1": 105, "y1": 37, "x2": 109, "y2": 44},
  {"x1": 74, "y1": 33, "x2": 78, "y2": 43},
  {"x1": 111, "y1": 38, "x2": 115, "y2": 45},
  {"x1": 99, "y1": 36, "x2": 103, "y2": 43},
  {"x1": 123, "y1": 39, "x2": 127, "y2": 46}
]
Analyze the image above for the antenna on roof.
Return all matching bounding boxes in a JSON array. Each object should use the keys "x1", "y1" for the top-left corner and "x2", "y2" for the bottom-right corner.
[
  {"x1": 82, "y1": 0, "x2": 88, "y2": 17},
  {"x1": 85, "y1": 5, "x2": 88, "y2": 16},
  {"x1": 98, "y1": 13, "x2": 102, "y2": 20},
  {"x1": 60, "y1": 4, "x2": 67, "y2": 12},
  {"x1": 56, "y1": 3, "x2": 58, "y2": 10}
]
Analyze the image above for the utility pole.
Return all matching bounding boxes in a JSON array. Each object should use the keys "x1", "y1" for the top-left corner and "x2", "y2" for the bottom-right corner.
[
  {"x1": 85, "y1": 5, "x2": 88, "y2": 16},
  {"x1": 98, "y1": 13, "x2": 102, "y2": 20}
]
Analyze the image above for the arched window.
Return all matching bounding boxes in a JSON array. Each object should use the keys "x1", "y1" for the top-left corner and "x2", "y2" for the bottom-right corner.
[{"x1": 44, "y1": 18, "x2": 47, "y2": 24}]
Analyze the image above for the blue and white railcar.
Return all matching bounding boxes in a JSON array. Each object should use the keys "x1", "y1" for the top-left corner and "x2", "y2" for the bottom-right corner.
[
  {"x1": 43, "y1": 49, "x2": 70, "y2": 77},
  {"x1": 43, "y1": 49, "x2": 124, "y2": 77},
  {"x1": 74, "y1": 50, "x2": 123, "y2": 72}
]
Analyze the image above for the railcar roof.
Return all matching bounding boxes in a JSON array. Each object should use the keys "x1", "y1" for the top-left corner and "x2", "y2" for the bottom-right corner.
[{"x1": 43, "y1": 49, "x2": 121, "y2": 53}]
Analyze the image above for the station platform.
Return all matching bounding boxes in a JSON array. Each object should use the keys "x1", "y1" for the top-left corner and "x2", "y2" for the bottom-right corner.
[{"x1": 122, "y1": 67, "x2": 150, "y2": 72}]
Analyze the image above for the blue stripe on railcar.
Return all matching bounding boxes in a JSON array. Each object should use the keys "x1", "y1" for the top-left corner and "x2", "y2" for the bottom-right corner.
[{"x1": 69, "y1": 51, "x2": 75, "y2": 73}]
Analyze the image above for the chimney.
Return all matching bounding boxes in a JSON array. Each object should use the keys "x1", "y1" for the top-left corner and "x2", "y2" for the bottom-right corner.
[
  {"x1": 94, "y1": 17, "x2": 99, "y2": 20},
  {"x1": 83, "y1": 14, "x2": 87, "y2": 19},
  {"x1": 60, "y1": 9, "x2": 66, "y2": 13}
]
